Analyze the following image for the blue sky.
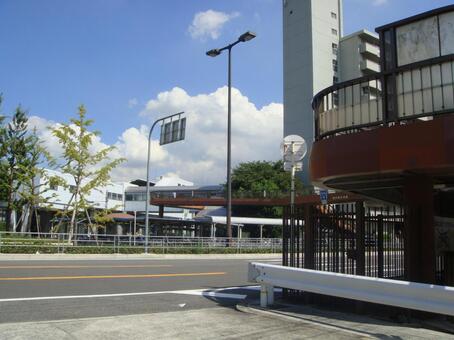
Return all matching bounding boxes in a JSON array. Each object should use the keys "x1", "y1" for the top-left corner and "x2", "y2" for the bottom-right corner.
[{"x1": 0, "y1": 0, "x2": 453, "y2": 183}]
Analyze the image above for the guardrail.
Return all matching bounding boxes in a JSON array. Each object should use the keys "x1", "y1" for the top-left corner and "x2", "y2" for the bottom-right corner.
[
  {"x1": 248, "y1": 262, "x2": 454, "y2": 316},
  {"x1": 0, "y1": 232, "x2": 282, "y2": 254}
]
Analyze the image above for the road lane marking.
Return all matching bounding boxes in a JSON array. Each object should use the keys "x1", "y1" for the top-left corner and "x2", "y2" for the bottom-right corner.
[
  {"x1": 0, "y1": 265, "x2": 172, "y2": 269},
  {"x1": 0, "y1": 272, "x2": 225, "y2": 281},
  {"x1": 0, "y1": 288, "x2": 246, "y2": 303}
]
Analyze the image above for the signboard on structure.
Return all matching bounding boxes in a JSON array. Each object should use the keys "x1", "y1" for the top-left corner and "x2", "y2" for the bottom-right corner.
[
  {"x1": 281, "y1": 135, "x2": 306, "y2": 172},
  {"x1": 160, "y1": 116, "x2": 186, "y2": 146},
  {"x1": 283, "y1": 161, "x2": 303, "y2": 172},
  {"x1": 319, "y1": 190, "x2": 328, "y2": 205},
  {"x1": 281, "y1": 135, "x2": 307, "y2": 163}
]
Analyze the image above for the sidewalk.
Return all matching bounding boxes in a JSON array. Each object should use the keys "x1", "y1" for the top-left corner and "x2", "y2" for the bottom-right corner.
[
  {"x1": 237, "y1": 303, "x2": 454, "y2": 339},
  {"x1": 0, "y1": 253, "x2": 282, "y2": 261},
  {"x1": 0, "y1": 304, "x2": 452, "y2": 339}
]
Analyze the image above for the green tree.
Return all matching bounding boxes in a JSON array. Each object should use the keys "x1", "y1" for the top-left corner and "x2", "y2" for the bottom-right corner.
[
  {"x1": 51, "y1": 105, "x2": 125, "y2": 241},
  {"x1": 230, "y1": 160, "x2": 308, "y2": 219},
  {"x1": 231, "y1": 160, "x2": 305, "y2": 197},
  {"x1": 0, "y1": 106, "x2": 30, "y2": 231},
  {"x1": 16, "y1": 131, "x2": 64, "y2": 234}
]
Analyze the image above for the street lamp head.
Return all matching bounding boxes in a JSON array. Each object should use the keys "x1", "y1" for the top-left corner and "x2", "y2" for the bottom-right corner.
[
  {"x1": 238, "y1": 31, "x2": 256, "y2": 42},
  {"x1": 206, "y1": 48, "x2": 221, "y2": 57}
]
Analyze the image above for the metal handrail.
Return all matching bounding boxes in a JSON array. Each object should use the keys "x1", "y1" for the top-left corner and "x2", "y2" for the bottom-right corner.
[{"x1": 313, "y1": 54, "x2": 454, "y2": 140}]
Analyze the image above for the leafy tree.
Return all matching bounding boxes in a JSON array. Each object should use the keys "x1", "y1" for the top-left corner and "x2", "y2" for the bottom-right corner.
[
  {"x1": 231, "y1": 160, "x2": 305, "y2": 197},
  {"x1": 51, "y1": 105, "x2": 125, "y2": 241},
  {"x1": 0, "y1": 106, "x2": 30, "y2": 231},
  {"x1": 230, "y1": 160, "x2": 308, "y2": 220},
  {"x1": 16, "y1": 131, "x2": 64, "y2": 234}
]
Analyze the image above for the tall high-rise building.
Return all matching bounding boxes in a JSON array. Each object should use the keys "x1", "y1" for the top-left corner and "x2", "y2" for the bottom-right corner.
[
  {"x1": 283, "y1": 0, "x2": 343, "y2": 184},
  {"x1": 338, "y1": 30, "x2": 380, "y2": 81}
]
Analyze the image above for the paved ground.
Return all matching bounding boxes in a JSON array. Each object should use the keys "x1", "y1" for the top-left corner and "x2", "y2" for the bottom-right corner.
[
  {"x1": 0, "y1": 306, "x2": 371, "y2": 340},
  {"x1": 0, "y1": 255, "x2": 280, "y2": 323},
  {"x1": 0, "y1": 254, "x2": 452, "y2": 339}
]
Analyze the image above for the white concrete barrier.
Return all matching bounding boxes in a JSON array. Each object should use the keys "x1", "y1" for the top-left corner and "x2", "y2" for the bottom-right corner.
[{"x1": 248, "y1": 262, "x2": 454, "y2": 316}]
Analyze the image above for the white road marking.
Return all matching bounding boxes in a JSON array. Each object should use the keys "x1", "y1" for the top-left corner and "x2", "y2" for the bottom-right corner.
[
  {"x1": 0, "y1": 287, "x2": 250, "y2": 303},
  {"x1": 173, "y1": 290, "x2": 247, "y2": 300}
]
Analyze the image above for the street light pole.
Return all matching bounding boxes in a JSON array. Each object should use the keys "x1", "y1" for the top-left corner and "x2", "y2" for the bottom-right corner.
[
  {"x1": 206, "y1": 31, "x2": 256, "y2": 244},
  {"x1": 226, "y1": 46, "x2": 232, "y2": 241},
  {"x1": 145, "y1": 111, "x2": 185, "y2": 254}
]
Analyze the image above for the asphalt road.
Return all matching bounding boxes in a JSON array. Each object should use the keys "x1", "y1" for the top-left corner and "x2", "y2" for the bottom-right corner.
[{"x1": 0, "y1": 257, "x2": 281, "y2": 324}]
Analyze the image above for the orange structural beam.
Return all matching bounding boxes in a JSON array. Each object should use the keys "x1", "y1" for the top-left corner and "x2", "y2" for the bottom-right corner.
[{"x1": 150, "y1": 192, "x2": 361, "y2": 207}]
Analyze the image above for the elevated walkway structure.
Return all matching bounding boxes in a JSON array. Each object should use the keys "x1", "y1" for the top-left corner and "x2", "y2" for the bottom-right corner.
[
  {"x1": 150, "y1": 192, "x2": 360, "y2": 208},
  {"x1": 306, "y1": 6, "x2": 454, "y2": 286}
]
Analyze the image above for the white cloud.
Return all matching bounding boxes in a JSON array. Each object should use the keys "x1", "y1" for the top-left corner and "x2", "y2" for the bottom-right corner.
[
  {"x1": 128, "y1": 98, "x2": 138, "y2": 108},
  {"x1": 188, "y1": 10, "x2": 240, "y2": 40},
  {"x1": 140, "y1": 86, "x2": 283, "y2": 184},
  {"x1": 28, "y1": 116, "x2": 166, "y2": 183},
  {"x1": 28, "y1": 87, "x2": 283, "y2": 185},
  {"x1": 372, "y1": 0, "x2": 388, "y2": 6}
]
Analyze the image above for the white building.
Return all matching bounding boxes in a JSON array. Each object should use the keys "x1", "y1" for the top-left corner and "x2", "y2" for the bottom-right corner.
[
  {"x1": 283, "y1": 0, "x2": 382, "y2": 184},
  {"x1": 123, "y1": 176, "x2": 197, "y2": 219},
  {"x1": 38, "y1": 169, "x2": 126, "y2": 211},
  {"x1": 339, "y1": 29, "x2": 380, "y2": 83},
  {"x1": 283, "y1": 0, "x2": 343, "y2": 183}
]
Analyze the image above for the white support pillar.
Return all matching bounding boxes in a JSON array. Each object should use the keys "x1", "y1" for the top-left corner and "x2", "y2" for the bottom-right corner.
[
  {"x1": 260, "y1": 284, "x2": 274, "y2": 307},
  {"x1": 133, "y1": 211, "x2": 137, "y2": 246},
  {"x1": 260, "y1": 225, "x2": 263, "y2": 240}
]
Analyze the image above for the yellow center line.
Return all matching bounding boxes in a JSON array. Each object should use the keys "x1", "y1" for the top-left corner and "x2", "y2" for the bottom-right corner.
[
  {"x1": 0, "y1": 265, "x2": 172, "y2": 269},
  {"x1": 0, "y1": 272, "x2": 226, "y2": 281}
]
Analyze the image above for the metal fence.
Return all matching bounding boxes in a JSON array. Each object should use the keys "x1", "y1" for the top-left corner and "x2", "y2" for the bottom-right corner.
[
  {"x1": 0, "y1": 232, "x2": 282, "y2": 254},
  {"x1": 283, "y1": 203, "x2": 405, "y2": 280}
]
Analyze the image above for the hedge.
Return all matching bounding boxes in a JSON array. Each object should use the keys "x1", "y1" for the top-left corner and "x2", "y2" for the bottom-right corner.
[{"x1": 0, "y1": 244, "x2": 280, "y2": 254}]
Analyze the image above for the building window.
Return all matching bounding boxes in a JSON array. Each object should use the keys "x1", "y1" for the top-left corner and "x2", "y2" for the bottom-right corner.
[
  {"x1": 332, "y1": 59, "x2": 338, "y2": 72},
  {"x1": 49, "y1": 183, "x2": 58, "y2": 191},
  {"x1": 332, "y1": 43, "x2": 338, "y2": 55},
  {"x1": 333, "y1": 76, "x2": 339, "y2": 84},
  {"x1": 331, "y1": 12, "x2": 337, "y2": 19},
  {"x1": 69, "y1": 185, "x2": 77, "y2": 194},
  {"x1": 331, "y1": 28, "x2": 338, "y2": 36},
  {"x1": 125, "y1": 193, "x2": 146, "y2": 201},
  {"x1": 107, "y1": 192, "x2": 123, "y2": 201}
]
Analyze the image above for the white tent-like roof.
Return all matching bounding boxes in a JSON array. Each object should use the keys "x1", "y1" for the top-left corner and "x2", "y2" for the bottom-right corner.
[
  {"x1": 195, "y1": 207, "x2": 282, "y2": 226},
  {"x1": 208, "y1": 216, "x2": 282, "y2": 226}
]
